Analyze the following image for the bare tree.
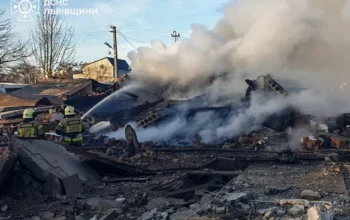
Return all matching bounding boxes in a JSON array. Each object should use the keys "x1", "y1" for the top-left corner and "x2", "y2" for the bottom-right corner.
[
  {"x1": 0, "y1": 61, "x2": 39, "y2": 84},
  {"x1": 9, "y1": 61, "x2": 40, "y2": 84},
  {"x1": 0, "y1": 10, "x2": 30, "y2": 74},
  {"x1": 31, "y1": 3, "x2": 76, "y2": 79}
]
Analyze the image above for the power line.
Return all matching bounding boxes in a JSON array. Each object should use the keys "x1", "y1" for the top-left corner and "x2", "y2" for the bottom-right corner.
[
  {"x1": 117, "y1": 30, "x2": 138, "y2": 50},
  {"x1": 124, "y1": 36, "x2": 149, "y2": 44},
  {"x1": 75, "y1": 31, "x2": 109, "y2": 35}
]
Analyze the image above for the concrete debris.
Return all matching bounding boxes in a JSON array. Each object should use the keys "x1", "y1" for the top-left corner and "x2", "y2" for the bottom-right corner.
[
  {"x1": 74, "y1": 216, "x2": 84, "y2": 220},
  {"x1": 98, "y1": 209, "x2": 121, "y2": 220},
  {"x1": 62, "y1": 174, "x2": 84, "y2": 197},
  {"x1": 78, "y1": 198, "x2": 125, "y2": 210},
  {"x1": 40, "y1": 211, "x2": 55, "y2": 219},
  {"x1": 160, "y1": 212, "x2": 168, "y2": 219},
  {"x1": 169, "y1": 209, "x2": 198, "y2": 220},
  {"x1": 288, "y1": 205, "x2": 305, "y2": 215},
  {"x1": 0, "y1": 206, "x2": 7, "y2": 212},
  {"x1": 2, "y1": 74, "x2": 350, "y2": 220},
  {"x1": 301, "y1": 190, "x2": 321, "y2": 200},
  {"x1": 215, "y1": 207, "x2": 225, "y2": 213},
  {"x1": 11, "y1": 138, "x2": 100, "y2": 195},
  {"x1": 115, "y1": 198, "x2": 125, "y2": 204},
  {"x1": 146, "y1": 197, "x2": 185, "y2": 210},
  {"x1": 221, "y1": 192, "x2": 247, "y2": 202}
]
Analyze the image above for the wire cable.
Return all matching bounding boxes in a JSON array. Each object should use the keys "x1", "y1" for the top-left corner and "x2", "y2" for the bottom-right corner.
[{"x1": 117, "y1": 30, "x2": 138, "y2": 50}]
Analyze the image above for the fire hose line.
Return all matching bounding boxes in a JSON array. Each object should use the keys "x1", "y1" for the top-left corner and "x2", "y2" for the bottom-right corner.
[{"x1": 185, "y1": 177, "x2": 236, "y2": 220}]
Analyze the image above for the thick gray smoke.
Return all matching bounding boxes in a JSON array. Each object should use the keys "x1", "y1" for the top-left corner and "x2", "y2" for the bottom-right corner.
[
  {"x1": 128, "y1": 0, "x2": 350, "y2": 93},
  {"x1": 103, "y1": 0, "x2": 350, "y2": 144}
]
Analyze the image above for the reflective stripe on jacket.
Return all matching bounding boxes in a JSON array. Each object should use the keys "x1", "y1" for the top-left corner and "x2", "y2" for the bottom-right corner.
[
  {"x1": 56, "y1": 117, "x2": 85, "y2": 143},
  {"x1": 63, "y1": 134, "x2": 83, "y2": 143},
  {"x1": 18, "y1": 121, "x2": 45, "y2": 138}
]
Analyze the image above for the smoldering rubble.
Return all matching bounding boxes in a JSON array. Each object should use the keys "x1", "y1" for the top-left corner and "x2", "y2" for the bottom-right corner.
[
  {"x1": 2, "y1": 73, "x2": 350, "y2": 219},
  {"x1": 2, "y1": 0, "x2": 350, "y2": 219}
]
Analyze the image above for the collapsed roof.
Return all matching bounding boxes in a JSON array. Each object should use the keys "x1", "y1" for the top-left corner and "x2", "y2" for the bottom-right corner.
[{"x1": 10, "y1": 78, "x2": 92, "y2": 101}]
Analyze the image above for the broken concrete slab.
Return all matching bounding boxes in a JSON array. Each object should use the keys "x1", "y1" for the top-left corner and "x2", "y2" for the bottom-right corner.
[
  {"x1": 62, "y1": 174, "x2": 83, "y2": 197},
  {"x1": 98, "y1": 208, "x2": 121, "y2": 220},
  {"x1": 12, "y1": 138, "x2": 100, "y2": 195},
  {"x1": 78, "y1": 198, "x2": 125, "y2": 210},
  {"x1": 146, "y1": 197, "x2": 185, "y2": 210},
  {"x1": 169, "y1": 209, "x2": 197, "y2": 220},
  {"x1": 221, "y1": 192, "x2": 247, "y2": 203}
]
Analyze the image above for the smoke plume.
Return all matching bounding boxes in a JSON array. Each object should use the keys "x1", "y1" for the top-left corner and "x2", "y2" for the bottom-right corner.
[
  {"x1": 128, "y1": 0, "x2": 350, "y2": 93},
  {"x1": 102, "y1": 0, "x2": 350, "y2": 144}
]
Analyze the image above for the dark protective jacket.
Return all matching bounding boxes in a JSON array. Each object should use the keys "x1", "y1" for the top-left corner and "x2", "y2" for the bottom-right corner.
[
  {"x1": 18, "y1": 120, "x2": 45, "y2": 138},
  {"x1": 56, "y1": 116, "x2": 86, "y2": 144}
]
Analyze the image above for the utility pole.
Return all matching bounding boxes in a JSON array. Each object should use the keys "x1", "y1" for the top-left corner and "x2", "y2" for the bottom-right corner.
[
  {"x1": 110, "y1": 25, "x2": 118, "y2": 78},
  {"x1": 171, "y1": 31, "x2": 180, "y2": 44}
]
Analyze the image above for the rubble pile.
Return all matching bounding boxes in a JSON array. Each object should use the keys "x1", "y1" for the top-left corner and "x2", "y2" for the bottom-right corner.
[{"x1": 2, "y1": 74, "x2": 350, "y2": 219}]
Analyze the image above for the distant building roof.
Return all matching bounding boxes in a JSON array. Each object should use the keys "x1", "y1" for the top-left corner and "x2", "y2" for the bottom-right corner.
[
  {"x1": 86, "y1": 57, "x2": 131, "y2": 71},
  {"x1": 10, "y1": 78, "x2": 92, "y2": 102},
  {"x1": 0, "y1": 94, "x2": 58, "y2": 107}
]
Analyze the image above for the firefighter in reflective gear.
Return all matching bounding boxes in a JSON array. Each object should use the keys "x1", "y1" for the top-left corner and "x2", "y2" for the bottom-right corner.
[
  {"x1": 55, "y1": 106, "x2": 85, "y2": 147},
  {"x1": 17, "y1": 108, "x2": 45, "y2": 139}
]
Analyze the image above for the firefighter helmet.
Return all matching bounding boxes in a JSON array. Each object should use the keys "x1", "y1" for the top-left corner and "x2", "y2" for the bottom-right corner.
[
  {"x1": 65, "y1": 106, "x2": 75, "y2": 116},
  {"x1": 23, "y1": 108, "x2": 35, "y2": 119}
]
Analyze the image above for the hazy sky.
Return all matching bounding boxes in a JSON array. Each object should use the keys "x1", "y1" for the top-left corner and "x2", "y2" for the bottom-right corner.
[{"x1": 0, "y1": 0, "x2": 230, "y2": 63}]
